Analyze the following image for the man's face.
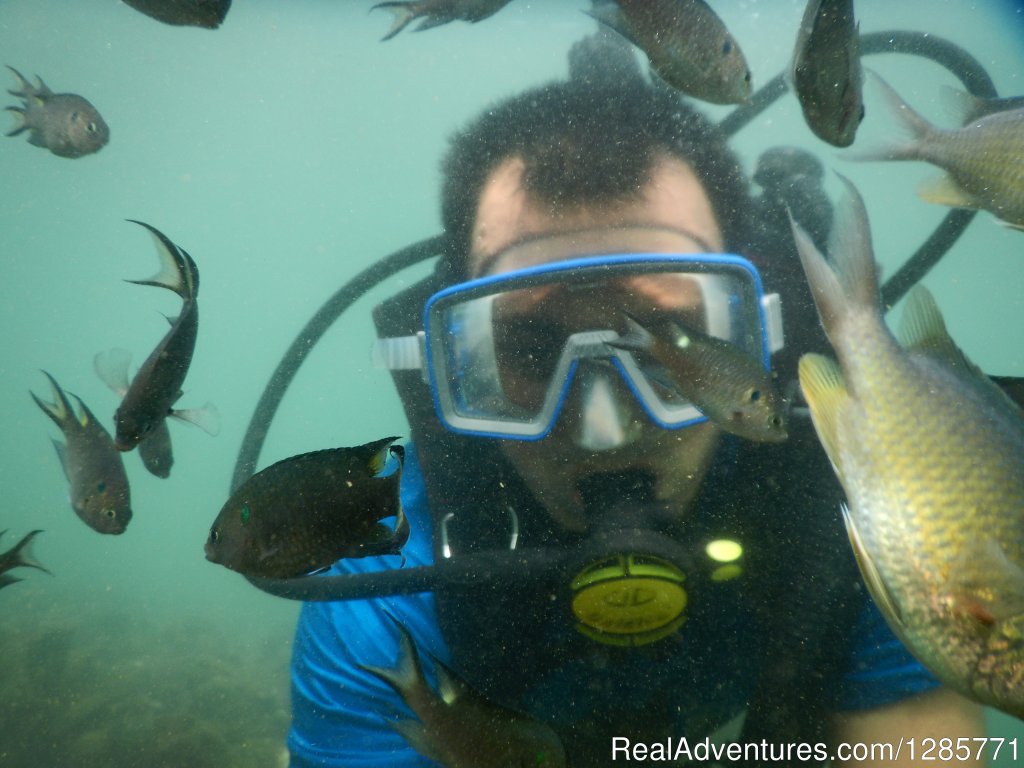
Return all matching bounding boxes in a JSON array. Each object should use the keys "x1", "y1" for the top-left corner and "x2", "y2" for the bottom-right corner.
[{"x1": 466, "y1": 154, "x2": 726, "y2": 531}]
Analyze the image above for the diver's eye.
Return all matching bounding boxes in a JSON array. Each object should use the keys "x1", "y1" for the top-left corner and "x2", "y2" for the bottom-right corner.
[{"x1": 240, "y1": 504, "x2": 251, "y2": 525}]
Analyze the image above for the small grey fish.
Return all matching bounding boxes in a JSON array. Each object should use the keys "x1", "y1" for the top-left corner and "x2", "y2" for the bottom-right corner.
[
  {"x1": 610, "y1": 314, "x2": 788, "y2": 442},
  {"x1": 0, "y1": 530, "x2": 50, "y2": 591},
  {"x1": 790, "y1": 0, "x2": 864, "y2": 147},
  {"x1": 113, "y1": 221, "x2": 204, "y2": 452},
  {"x1": 942, "y1": 86, "x2": 1024, "y2": 126},
  {"x1": 360, "y1": 616, "x2": 567, "y2": 768},
  {"x1": 120, "y1": 0, "x2": 231, "y2": 28},
  {"x1": 854, "y1": 72, "x2": 1024, "y2": 229},
  {"x1": 205, "y1": 438, "x2": 409, "y2": 579},
  {"x1": 372, "y1": 0, "x2": 512, "y2": 41},
  {"x1": 5, "y1": 66, "x2": 109, "y2": 158},
  {"x1": 94, "y1": 348, "x2": 174, "y2": 478},
  {"x1": 31, "y1": 372, "x2": 132, "y2": 535},
  {"x1": 587, "y1": 0, "x2": 752, "y2": 105}
]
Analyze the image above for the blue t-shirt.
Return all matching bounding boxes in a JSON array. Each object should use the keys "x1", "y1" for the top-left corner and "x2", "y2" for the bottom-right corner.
[{"x1": 287, "y1": 443, "x2": 940, "y2": 768}]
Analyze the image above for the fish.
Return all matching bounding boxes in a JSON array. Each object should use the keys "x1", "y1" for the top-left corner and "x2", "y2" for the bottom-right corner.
[
  {"x1": 789, "y1": 0, "x2": 863, "y2": 147},
  {"x1": 205, "y1": 438, "x2": 409, "y2": 579},
  {"x1": 942, "y1": 87, "x2": 1024, "y2": 126},
  {"x1": 30, "y1": 372, "x2": 133, "y2": 535},
  {"x1": 359, "y1": 616, "x2": 567, "y2": 768},
  {"x1": 119, "y1": 0, "x2": 231, "y2": 29},
  {"x1": 372, "y1": 0, "x2": 513, "y2": 41},
  {"x1": 94, "y1": 348, "x2": 174, "y2": 478},
  {"x1": 609, "y1": 314, "x2": 788, "y2": 442},
  {"x1": 854, "y1": 72, "x2": 1024, "y2": 228},
  {"x1": 0, "y1": 530, "x2": 50, "y2": 590},
  {"x1": 5, "y1": 66, "x2": 109, "y2": 158},
  {"x1": 113, "y1": 221, "x2": 212, "y2": 452},
  {"x1": 587, "y1": 0, "x2": 752, "y2": 105},
  {"x1": 791, "y1": 175, "x2": 1024, "y2": 719}
]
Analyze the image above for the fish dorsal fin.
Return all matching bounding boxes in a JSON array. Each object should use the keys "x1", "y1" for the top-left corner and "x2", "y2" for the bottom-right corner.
[
  {"x1": 842, "y1": 504, "x2": 906, "y2": 631},
  {"x1": 431, "y1": 657, "x2": 469, "y2": 707},
  {"x1": 797, "y1": 353, "x2": 850, "y2": 465},
  {"x1": 353, "y1": 436, "x2": 400, "y2": 476},
  {"x1": 897, "y1": 286, "x2": 980, "y2": 374}
]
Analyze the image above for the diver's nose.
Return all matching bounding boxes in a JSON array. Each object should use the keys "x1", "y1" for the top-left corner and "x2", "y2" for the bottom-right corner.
[{"x1": 572, "y1": 367, "x2": 642, "y2": 451}]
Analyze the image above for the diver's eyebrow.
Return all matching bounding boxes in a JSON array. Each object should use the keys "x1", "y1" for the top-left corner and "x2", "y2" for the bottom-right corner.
[{"x1": 471, "y1": 225, "x2": 719, "y2": 278}]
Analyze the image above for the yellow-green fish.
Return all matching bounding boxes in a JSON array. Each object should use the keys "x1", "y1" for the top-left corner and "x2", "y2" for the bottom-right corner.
[
  {"x1": 609, "y1": 313, "x2": 788, "y2": 442},
  {"x1": 360, "y1": 616, "x2": 567, "y2": 768},
  {"x1": 856, "y1": 72, "x2": 1024, "y2": 228},
  {"x1": 792, "y1": 175, "x2": 1024, "y2": 719},
  {"x1": 587, "y1": 0, "x2": 752, "y2": 105},
  {"x1": 205, "y1": 437, "x2": 408, "y2": 579}
]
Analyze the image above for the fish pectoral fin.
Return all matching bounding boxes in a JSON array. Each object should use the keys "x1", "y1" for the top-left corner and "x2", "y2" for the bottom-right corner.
[
  {"x1": 843, "y1": 504, "x2": 906, "y2": 630},
  {"x1": 948, "y1": 538, "x2": 1024, "y2": 625},
  {"x1": 93, "y1": 348, "x2": 133, "y2": 397},
  {"x1": 170, "y1": 401, "x2": 220, "y2": 436},
  {"x1": 797, "y1": 354, "x2": 850, "y2": 464},
  {"x1": 917, "y1": 175, "x2": 978, "y2": 210}
]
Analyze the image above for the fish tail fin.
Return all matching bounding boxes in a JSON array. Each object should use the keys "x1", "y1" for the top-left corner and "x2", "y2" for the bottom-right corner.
[
  {"x1": 371, "y1": 2, "x2": 418, "y2": 41},
  {"x1": 0, "y1": 573, "x2": 23, "y2": 590},
  {"x1": 93, "y1": 348, "x2": 133, "y2": 398},
  {"x1": 797, "y1": 353, "x2": 849, "y2": 464},
  {"x1": 605, "y1": 312, "x2": 653, "y2": 352},
  {"x1": 125, "y1": 220, "x2": 199, "y2": 301},
  {"x1": 66, "y1": 392, "x2": 102, "y2": 432},
  {"x1": 5, "y1": 65, "x2": 33, "y2": 98},
  {"x1": 5, "y1": 105, "x2": 26, "y2": 136},
  {"x1": 30, "y1": 371, "x2": 74, "y2": 431},
  {"x1": 6, "y1": 530, "x2": 51, "y2": 575},
  {"x1": 357, "y1": 613, "x2": 426, "y2": 700},
  {"x1": 846, "y1": 70, "x2": 936, "y2": 162},
  {"x1": 789, "y1": 175, "x2": 879, "y2": 342}
]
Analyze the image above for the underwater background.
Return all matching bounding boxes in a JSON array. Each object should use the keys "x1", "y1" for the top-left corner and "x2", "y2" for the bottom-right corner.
[{"x1": 1, "y1": 1, "x2": 1023, "y2": 765}]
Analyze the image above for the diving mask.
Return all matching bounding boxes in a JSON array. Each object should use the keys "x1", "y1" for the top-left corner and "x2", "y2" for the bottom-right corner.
[{"x1": 374, "y1": 253, "x2": 783, "y2": 440}]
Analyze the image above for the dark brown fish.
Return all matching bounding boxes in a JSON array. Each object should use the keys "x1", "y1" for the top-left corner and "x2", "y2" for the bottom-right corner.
[
  {"x1": 113, "y1": 221, "x2": 202, "y2": 452},
  {"x1": 360, "y1": 616, "x2": 567, "y2": 768},
  {"x1": 5, "y1": 66, "x2": 109, "y2": 158},
  {"x1": 205, "y1": 438, "x2": 408, "y2": 579},
  {"x1": 120, "y1": 0, "x2": 231, "y2": 28},
  {"x1": 31, "y1": 373, "x2": 132, "y2": 535},
  {"x1": 587, "y1": 0, "x2": 752, "y2": 105},
  {"x1": 610, "y1": 314, "x2": 788, "y2": 442},
  {"x1": 372, "y1": 0, "x2": 513, "y2": 41},
  {"x1": 0, "y1": 530, "x2": 50, "y2": 590},
  {"x1": 790, "y1": 0, "x2": 863, "y2": 147},
  {"x1": 94, "y1": 348, "x2": 174, "y2": 478}
]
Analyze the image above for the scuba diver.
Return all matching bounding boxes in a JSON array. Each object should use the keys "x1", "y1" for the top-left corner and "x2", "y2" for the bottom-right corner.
[{"x1": 281, "y1": 34, "x2": 989, "y2": 768}]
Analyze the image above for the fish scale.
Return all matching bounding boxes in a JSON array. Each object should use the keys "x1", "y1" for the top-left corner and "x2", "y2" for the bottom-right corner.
[{"x1": 793, "y1": 176, "x2": 1024, "y2": 719}]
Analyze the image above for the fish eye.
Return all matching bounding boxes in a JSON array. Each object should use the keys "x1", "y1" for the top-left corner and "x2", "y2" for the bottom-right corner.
[
  {"x1": 240, "y1": 504, "x2": 251, "y2": 525},
  {"x1": 722, "y1": 40, "x2": 732, "y2": 55},
  {"x1": 87, "y1": 122, "x2": 97, "y2": 133},
  {"x1": 748, "y1": 389, "x2": 762, "y2": 403},
  {"x1": 209, "y1": 528, "x2": 219, "y2": 544},
  {"x1": 97, "y1": 481, "x2": 107, "y2": 493},
  {"x1": 104, "y1": 509, "x2": 116, "y2": 519}
]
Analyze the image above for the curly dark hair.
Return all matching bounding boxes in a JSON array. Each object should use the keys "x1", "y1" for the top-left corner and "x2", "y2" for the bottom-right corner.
[{"x1": 438, "y1": 78, "x2": 753, "y2": 282}]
